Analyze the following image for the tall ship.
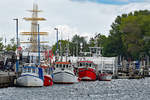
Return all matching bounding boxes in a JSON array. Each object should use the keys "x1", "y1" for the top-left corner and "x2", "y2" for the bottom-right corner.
[{"x1": 20, "y1": 3, "x2": 48, "y2": 53}]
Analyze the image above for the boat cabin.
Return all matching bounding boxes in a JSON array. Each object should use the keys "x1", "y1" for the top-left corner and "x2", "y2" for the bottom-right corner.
[
  {"x1": 54, "y1": 62, "x2": 72, "y2": 70},
  {"x1": 22, "y1": 63, "x2": 43, "y2": 80},
  {"x1": 78, "y1": 61, "x2": 96, "y2": 69},
  {"x1": 22, "y1": 63, "x2": 37, "y2": 73}
]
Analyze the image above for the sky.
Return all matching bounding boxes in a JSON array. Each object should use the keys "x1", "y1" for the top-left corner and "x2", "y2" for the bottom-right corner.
[{"x1": 0, "y1": 0, "x2": 150, "y2": 47}]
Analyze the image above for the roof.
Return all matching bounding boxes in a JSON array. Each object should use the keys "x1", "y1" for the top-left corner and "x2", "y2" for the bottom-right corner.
[
  {"x1": 40, "y1": 64, "x2": 49, "y2": 68},
  {"x1": 55, "y1": 62, "x2": 71, "y2": 65},
  {"x1": 23, "y1": 66, "x2": 38, "y2": 69},
  {"x1": 78, "y1": 61, "x2": 93, "y2": 63}
]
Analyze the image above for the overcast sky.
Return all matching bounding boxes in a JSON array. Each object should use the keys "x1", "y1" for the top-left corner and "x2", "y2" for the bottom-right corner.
[{"x1": 0, "y1": 0, "x2": 150, "y2": 47}]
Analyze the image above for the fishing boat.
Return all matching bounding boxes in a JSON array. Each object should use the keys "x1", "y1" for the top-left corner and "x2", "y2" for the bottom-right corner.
[
  {"x1": 53, "y1": 61, "x2": 79, "y2": 84},
  {"x1": 40, "y1": 61, "x2": 53, "y2": 86},
  {"x1": 16, "y1": 63, "x2": 44, "y2": 87},
  {"x1": 77, "y1": 61, "x2": 97, "y2": 81},
  {"x1": 98, "y1": 56, "x2": 112, "y2": 81},
  {"x1": 98, "y1": 73, "x2": 112, "y2": 81}
]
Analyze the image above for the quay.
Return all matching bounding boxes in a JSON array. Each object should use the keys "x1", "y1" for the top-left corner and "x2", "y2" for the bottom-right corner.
[{"x1": 0, "y1": 72, "x2": 16, "y2": 88}]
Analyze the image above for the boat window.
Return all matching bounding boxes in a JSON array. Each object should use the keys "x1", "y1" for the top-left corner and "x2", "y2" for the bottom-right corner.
[
  {"x1": 36, "y1": 69, "x2": 38, "y2": 74},
  {"x1": 66, "y1": 64, "x2": 68, "y2": 68},
  {"x1": 28, "y1": 68, "x2": 31, "y2": 73},
  {"x1": 81, "y1": 63, "x2": 84, "y2": 66},
  {"x1": 56, "y1": 64, "x2": 58, "y2": 68},
  {"x1": 32, "y1": 68, "x2": 36, "y2": 73},
  {"x1": 45, "y1": 69, "x2": 48, "y2": 73},
  {"x1": 69, "y1": 65, "x2": 71, "y2": 68},
  {"x1": 86, "y1": 63, "x2": 88, "y2": 66},
  {"x1": 23, "y1": 68, "x2": 27, "y2": 73},
  {"x1": 80, "y1": 63, "x2": 82, "y2": 67},
  {"x1": 83, "y1": 63, "x2": 85, "y2": 66},
  {"x1": 63, "y1": 64, "x2": 65, "y2": 68},
  {"x1": 89, "y1": 63, "x2": 91, "y2": 67},
  {"x1": 60, "y1": 64, "x2": 62, "y2": 68}
]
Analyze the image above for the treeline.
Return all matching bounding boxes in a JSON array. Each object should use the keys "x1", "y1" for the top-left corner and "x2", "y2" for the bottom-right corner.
[
  {"x1": 0, "y1": 38, "x2": 16, "y2": 51},
  {"x1": 52, "y1": 10, "x2": 150, "y2": 60}
]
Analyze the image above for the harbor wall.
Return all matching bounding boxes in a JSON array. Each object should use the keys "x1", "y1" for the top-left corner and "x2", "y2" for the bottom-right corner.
[{"x1": 0, "y1": 72, "x2": 16, "y2": 88}]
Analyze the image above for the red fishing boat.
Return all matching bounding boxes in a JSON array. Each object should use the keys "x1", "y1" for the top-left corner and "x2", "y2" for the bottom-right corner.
[
  {"x1": 40, "y1": 61, "x2": 53, "y2": 86},
  {"x1": 77, "y1": 61, "x2": 97, "y2": 81}
]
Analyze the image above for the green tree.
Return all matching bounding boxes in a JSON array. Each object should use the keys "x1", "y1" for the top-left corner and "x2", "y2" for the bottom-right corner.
[
  {"x1": 6, "y1": 38, "x2": 16, "y2": 51},
  {"x1": 52, "y1": 40, "x2": 70, "y2": 56},
  {"x1": 71, "y1": 34, "x2": 88, "y2": 56},
  {"x1": 0, "y1": 37, "x2": 4, "y2": 51},
  {"x1": 103, "y1": 10, "x2": 150, "y2": 60}
]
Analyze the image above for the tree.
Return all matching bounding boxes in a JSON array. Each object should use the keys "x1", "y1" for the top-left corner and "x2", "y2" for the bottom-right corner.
[
  {"x1": 0, "y1": 37, "x2": 4, "y2": 51},
  {"x1": 103, "y1": 10, "x2": 150, "y2": 60},
  {"x1": 5, "y1": 38, "x2": 16, "y2": 51},
  {"x1": 52, "y1": 40, "x2": 70, "y2": 56},
  {"x1": 71, "y1": 34, "x2": 88, "y2": 56}
]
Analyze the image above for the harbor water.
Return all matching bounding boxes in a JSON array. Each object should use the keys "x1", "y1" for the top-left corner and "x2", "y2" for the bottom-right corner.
[{"x1": 1, "y1": 78, "x2": 150, "y2": 100}]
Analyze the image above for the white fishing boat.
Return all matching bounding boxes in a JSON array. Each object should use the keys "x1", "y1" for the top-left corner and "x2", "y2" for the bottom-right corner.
[
  {"x1": 16, "y1": 63, "x2": 44, "y2": 87},
  {"x1": 99, "y1": 73, "x2": 112, "y2": 81},
  {"x1": 53, "y1": 62, "x2": 79, "y2": 84}
]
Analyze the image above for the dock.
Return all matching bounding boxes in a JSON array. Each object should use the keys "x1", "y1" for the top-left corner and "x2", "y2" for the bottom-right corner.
[{"x1": 0, "y1": 72, "x2": 16, "y2": 88}]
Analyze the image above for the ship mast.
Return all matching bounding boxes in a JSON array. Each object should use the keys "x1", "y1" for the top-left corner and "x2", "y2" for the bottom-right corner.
[{"x1": 21, "y1": 3, "x2": 48, "y2": 52}]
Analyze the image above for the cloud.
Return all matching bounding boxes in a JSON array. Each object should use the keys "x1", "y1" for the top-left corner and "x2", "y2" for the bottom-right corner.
[
  {"x1": 71, "y1": 0, "x2": 146, "y2": 5},
  {"x1": 0, "y1": 0, "x2": 150, "y2": 47}
]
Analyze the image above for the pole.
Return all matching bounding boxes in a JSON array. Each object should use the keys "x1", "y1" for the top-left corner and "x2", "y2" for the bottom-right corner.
[
  {"x1": 76, "y1": 41, "x2": 78, "y2": 57},
  {"x1": 60, "y1": 41, "x2": 62, "y2": 61},
  {"x1": 13, "y1": 19, "x2": 19, "y2": 48},
  {"x1": 57, "y1": 29, "x2": 58, "y2": 52},
  {"x1": 54, "y1": 28, "x2": 59, "y2": 54},
  {"x1": 13, "y1": 18, "x2": 19, "y2": 73},
  {"x1": 38, "y1": 24, "x2": 40, "y2": 65}
]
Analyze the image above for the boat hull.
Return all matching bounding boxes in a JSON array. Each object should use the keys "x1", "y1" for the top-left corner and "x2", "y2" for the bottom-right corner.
[
  {"x1": 78, "y1": 68, "x2": 96, "y2": 81},
  {"x1": 53, "y1": 71, "x2": 79, "y2": 84},
  {"x1": 99, "y1": 73, "x2": 112, "y2": 81},
  {"x1": 16, "y1": 75, "x2": 43, "y2": 87},
  {"x1": 44, "y1": 75, "x2": 53, "y2": 86}
]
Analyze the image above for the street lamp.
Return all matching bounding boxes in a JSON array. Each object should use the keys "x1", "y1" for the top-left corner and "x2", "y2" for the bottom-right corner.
[
  {"x1": 13, "y1": 18, "x2": 19, "y2": 48},
  {"x1": 54, "y1": 28, "x2": 59, "y2": 54},
  {"x1": 13, "y1": 18, "x2": 19, "y2": 73}
]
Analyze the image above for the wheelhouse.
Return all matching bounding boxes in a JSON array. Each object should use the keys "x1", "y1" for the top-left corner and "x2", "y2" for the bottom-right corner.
[
  {"x1": 22, "y1": 63, "x2": 38, "y2": 74},
  {"x1": 55, "y1": 62, "x2": 72, "y2": 70},
  {"x1": 78, "y1": 61, "x2": 97, "y2": 69}
]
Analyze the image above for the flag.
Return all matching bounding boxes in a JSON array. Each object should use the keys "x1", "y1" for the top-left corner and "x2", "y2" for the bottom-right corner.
[
  {"x1": 45, "y1": 50, "x2": 48, "y2": 59},
  {"x1": 49, "y1": 50, "x2": 53, "y2": 59}
]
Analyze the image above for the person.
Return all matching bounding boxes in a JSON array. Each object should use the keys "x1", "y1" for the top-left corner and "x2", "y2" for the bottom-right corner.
[{"x1": 7, "y1": 62, "x2": 11, "y2": 71}]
